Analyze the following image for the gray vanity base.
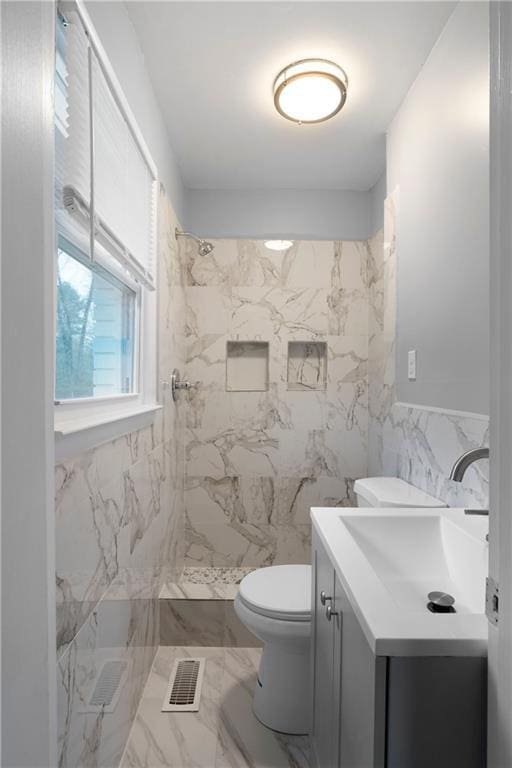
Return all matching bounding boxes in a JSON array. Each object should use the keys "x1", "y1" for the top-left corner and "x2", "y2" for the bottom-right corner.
[{"x1": 311, "y1": 529, "x2": 487, "y2": 768}]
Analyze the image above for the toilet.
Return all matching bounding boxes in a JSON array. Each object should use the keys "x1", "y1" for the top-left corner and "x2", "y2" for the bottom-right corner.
[
  {"x1": 235, "y1": 477, "x2": 445, "y2": 735},
  {"x1": 353, "y1": 476, "x2": 446, "y2": 509}
]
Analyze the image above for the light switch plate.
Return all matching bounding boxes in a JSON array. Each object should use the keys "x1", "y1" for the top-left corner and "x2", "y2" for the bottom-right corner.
[{"x1": 408, "y1": 350, "x2": 417, "y2": 380}]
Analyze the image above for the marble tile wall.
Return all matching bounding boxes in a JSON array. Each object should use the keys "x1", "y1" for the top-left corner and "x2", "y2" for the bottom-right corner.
[
  {"x1": 368, "y1": 191, "x2": 489, "y2": 509},
  {"x1": 55, "y1": 189, "x2": 186, "y2": 768},
  {"x1": 182, "y1": 238, "x2": 370, "y2": 567}
]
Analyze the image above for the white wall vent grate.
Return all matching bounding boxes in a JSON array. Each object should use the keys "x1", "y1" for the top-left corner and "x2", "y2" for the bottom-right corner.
[
  {"x1": 162, "y1": 658, "x2": 206, "y2": 712},
  {"x1": 86, "y1": 660, "x2": 128, "y2": 713}
]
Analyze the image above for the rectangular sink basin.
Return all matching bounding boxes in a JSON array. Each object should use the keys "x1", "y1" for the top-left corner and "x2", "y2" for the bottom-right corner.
[
  {"x1": 311, "y1": 507, "x2": 489, "y2": 657},
  {"x1": 341, "y1": 515, "x2": 485, "y2": 614}
]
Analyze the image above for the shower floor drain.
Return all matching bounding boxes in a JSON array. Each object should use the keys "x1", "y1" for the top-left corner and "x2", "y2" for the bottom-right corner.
[{"x1": 162, "y1": 658, "x2": 206, "y2": 712}]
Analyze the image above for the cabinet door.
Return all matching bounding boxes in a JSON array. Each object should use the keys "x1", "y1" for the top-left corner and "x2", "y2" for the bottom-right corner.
[
  {"x1": 311, "y1": 530, "x2": 337, "y2": 768},
  {"x1": 337, "y1": 575, "x2": 387, "y2": 768}
]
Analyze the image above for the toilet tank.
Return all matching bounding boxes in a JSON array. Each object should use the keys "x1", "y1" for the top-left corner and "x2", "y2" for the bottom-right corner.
[{"x1": 353, "y1": 477, "x2": 446, "y2": 508}]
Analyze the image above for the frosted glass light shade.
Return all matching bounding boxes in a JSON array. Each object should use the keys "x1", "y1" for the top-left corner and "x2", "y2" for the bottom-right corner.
[
  {"x1": 264, "y1": 240, "x2": 293, "y2": 251},
  {"x1": 273, "y1": 59, "x2": 348, "y2": 124}
]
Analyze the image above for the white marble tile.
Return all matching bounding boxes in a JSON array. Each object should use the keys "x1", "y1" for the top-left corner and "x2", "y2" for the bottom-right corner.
[
  {"x1": 121, "y1": 647, "x2": 224, "y2": 768},
  {"x1": 185, "y1": 476, "x2": 275, "y2": 529},
  {"x1": 56, "y1": 473, "x2": 128, "y2": 654},
  {"x1": 215, "y1": 648, "x2": 311, "y2": 768},
  {"x1": 182, "y1": 237, "x2": 239, "y2": 287},
  {"x1": 160, "y1": 599, "x2": 226, "y2": 646},
  {"x1": 183, "y1": 518, "x2": 312, "y2": 569},
  {"x1": 327, "y1": 334, "x2": 368, "y2": 385},
  {"x1": 186, "y1": 286, "x2": 232, "y2": 338},
  {"x1": 224, "y1": 604, "x2": 263, "y2": 648},
  {"x1": 325, "y1": 381, "x2": 369, "y2": 437},
  {"x1": 327, "y1": 240, "x2": 369, "y2": 336},
  {"x1": 287, "y1": 341, "x2": 327, "y2": 391},
  {"x1": 121, "y1": 645, "x2": 312, "y2": 768},
  {"x1": 230, "y1": 286, "x2": 328, "y2": 340},
  {"x1": 57, "y1": 587, "x2": 158, "y2": 768},
  {"x1": 184, "y1": 521, "x2": 278, "y2": 568},
  {"x1": 230, "y1": 390, "x2": 275, "y2": 430},
  {"x1": 226, "y1": 341, "x2": 269, "y2": 392},
  {"x1": 273, "y1": 428, "x2": 367, "y2": 479},
  {"x1": 275, "y1": 476, "x2": 356, "y2": 525},
  {"x1": 186, "y1": 334, "x2": 227, "y2": 386},
  {"x1": 186, "y1": 427, "x2": 280, "y2": 479},
  {"x1": 280, "y1": 240, "x2": 335, "y2": 289},
  {"x1": 56, "y1": 189, "x2": 187, "y2": 763},
  {"x1": 269, "y1": 385, "x2": 326, "y2": 431}
]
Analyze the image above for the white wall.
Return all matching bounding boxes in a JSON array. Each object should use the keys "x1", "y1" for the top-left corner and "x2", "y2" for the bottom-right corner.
[
  {"x1": 369, "y1": 172, "x2": 386, "y2": 236},
  {"x1": 387, "y1": 1, "x2": 489, "y2": 414},
  {"x1": 1, "y1": 3, "x2": 57, "y2": 765},
  {"x1": 84, "y1": 1, "x2": 186, "y2": 221},
  {"x1": 184, "y1": 187, "x2": 373, "y2": 241}
]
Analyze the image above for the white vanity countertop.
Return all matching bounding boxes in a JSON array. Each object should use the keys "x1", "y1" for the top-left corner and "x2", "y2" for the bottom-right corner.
[{"x1": 311, "y1": 507, "x2": 489, "y2": 658}]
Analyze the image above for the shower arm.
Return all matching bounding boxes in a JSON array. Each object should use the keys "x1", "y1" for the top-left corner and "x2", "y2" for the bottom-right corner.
[
  {"x1": 175, "y1": 228, "x2": 201, "y2": 244},
  {"x1": 175, "y1": 228, "x2": 215, "y2": 256}
]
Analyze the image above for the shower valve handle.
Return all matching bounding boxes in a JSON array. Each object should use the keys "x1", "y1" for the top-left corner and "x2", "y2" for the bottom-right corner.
[{"x1": 169, "y1": 369, "x2": 193, "y2": 401}]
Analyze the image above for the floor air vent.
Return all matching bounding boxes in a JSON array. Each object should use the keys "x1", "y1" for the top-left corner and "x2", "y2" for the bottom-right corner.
[
  {"x1": 84, "y1": 659, "x2": 128, "y2": 713},
  {"x1": 162, "y1": 658, "x2": 206, "y2": 712}
]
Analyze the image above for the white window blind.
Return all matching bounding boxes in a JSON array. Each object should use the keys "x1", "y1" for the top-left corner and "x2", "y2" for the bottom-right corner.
[
  {"x1": 55, "y1": 13, "x2": 90, "y2": 216},
  {"x1": 56, "y1": 8, "x2": 157, "y2": 290}
]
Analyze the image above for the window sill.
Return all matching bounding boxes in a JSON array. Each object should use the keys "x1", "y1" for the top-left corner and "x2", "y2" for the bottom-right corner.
[{"x1": 54, "y1": 403, "x2": 162, "y2": 462}]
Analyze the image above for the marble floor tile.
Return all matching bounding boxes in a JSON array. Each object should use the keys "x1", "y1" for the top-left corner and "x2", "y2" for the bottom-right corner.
[
  {"x1": 121, "y1": 647, "x2": 224, "y2": 768},
  {"x1": 215, "y1": 648, "x2": 311, "y2": 768},
  {"x1": 121, "y1": 646, "x2": 311, "y2": 768},
  {"x1": 224, "y1": 604, "x2": 262, "y2": 649},
  {"x1": 160, "y1": 598, "x2": 226, "y2": 646}
]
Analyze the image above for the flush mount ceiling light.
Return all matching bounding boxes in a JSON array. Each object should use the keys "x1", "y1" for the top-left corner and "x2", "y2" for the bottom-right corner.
[
  {"x1": 264, "y1": 240, "x2": 294, "y2": 251},
  {"x1": 273, "y1": 59, "x2": 348, "y2": 124}
]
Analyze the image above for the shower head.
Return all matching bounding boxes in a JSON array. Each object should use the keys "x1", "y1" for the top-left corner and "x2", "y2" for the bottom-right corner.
[
  {"x1": 198, "y1": 240, "x2": 214, "y2": 257},
  {"x1": 175, "y1": 228, "x2": 215, "y2": 257}
]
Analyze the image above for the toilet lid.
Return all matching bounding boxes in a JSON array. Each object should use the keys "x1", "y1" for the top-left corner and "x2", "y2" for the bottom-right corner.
[{"x1": 238, "y1": 565, "x2": 311, "y2": 621}]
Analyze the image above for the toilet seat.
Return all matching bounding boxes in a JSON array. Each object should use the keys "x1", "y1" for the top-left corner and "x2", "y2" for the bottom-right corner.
[{"x1": 238, "y1": 564, "x2": 311, "y2": 622}]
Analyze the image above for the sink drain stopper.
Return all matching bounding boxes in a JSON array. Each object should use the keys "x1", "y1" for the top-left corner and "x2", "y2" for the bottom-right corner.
[{"x1": 427, "y1": 591, "x2": 456, "y2": 614}]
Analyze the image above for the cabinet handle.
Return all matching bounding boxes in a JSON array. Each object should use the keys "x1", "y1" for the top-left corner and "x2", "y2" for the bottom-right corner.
[
  {"x1": 320, "y1": 591, "x2": 332, "y2": 606},
  {"x1": 326, "y1": 605, "x2": 338, "y2": 621}
]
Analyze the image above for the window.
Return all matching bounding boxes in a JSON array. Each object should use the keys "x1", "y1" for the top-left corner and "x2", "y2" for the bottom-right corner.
[
  {"x1": 56, "y1": 237, "x2": 137, "y2": 401},
  {"x1": 54, "y1": 3, "x2": 159, "y2": 440}
]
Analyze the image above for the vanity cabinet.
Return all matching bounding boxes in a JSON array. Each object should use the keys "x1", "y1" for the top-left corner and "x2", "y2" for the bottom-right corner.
[
  {"x1": 310, "y1": 529, "x2": 487, "y2": 768},
  {"x1": 311, "y1": 529, "x2": 386, "y2": 768}
]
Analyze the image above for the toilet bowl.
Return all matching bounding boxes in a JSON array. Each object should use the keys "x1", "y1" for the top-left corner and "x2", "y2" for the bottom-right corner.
[
  {"x1": 234, "y1": 564, "x2": 311, "y2": 735},
  {"x1": 235, "y1": 478, "x2": 445, "y2": 735}
]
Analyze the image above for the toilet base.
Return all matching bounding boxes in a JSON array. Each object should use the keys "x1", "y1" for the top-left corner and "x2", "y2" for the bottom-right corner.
[{"x1": 252, "y1": 642, "x2": 310, "y2": 735}]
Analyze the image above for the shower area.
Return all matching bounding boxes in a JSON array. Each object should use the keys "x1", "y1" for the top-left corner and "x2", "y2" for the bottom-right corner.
[{"x1": 159, "y1": 232, "x2": 376, "y2": 645}]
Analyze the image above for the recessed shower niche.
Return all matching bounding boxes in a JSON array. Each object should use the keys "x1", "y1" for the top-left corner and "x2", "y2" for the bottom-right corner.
[
  {"x1": 226, "y1": 341, "x2": 269, "y2": 392},
  {"x1": 287, "y1": 341, "x2": 327, "y2": 391}
]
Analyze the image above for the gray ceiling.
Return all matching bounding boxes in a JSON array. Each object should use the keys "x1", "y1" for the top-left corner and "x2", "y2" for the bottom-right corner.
[{"x1": 127, "y1": 1, "x2": 455, "y2": 192}]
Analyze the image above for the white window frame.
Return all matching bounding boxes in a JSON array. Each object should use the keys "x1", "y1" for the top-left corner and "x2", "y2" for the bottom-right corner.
[{"x1": 54, "y1": 0, "x2": 161, "y2": 459}]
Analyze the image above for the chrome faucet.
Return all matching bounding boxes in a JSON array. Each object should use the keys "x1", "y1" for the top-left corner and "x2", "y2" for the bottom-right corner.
[
  {"x1": 450, "y1": 447, "x2": 489, "y2": 482},
  {"x1": 449, "y1": 447, "x2": 489, "y2": 519}
]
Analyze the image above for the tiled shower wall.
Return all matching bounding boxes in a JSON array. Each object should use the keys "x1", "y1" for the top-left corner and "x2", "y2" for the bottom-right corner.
[
  {"x1": 55, "y1": 190, "x2": 186, "y2": 768},
  {"x1": 181, "y1": 238, "x2": 372, "y2": 567},
  {"x1": 368, "y1": 191, "x2": 489, "y2": 508},
  {"x1": 181, "y1": 199, "x2": 489, "y2": 574}
]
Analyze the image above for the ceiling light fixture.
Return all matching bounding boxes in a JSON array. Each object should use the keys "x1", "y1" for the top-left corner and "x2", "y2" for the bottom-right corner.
[
  {"x1": 264, "y1": 240, "x2": 294, "y2": 251},
  {"x1": 273, "y1": 59, "x2": 348, "y2": 125}
]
